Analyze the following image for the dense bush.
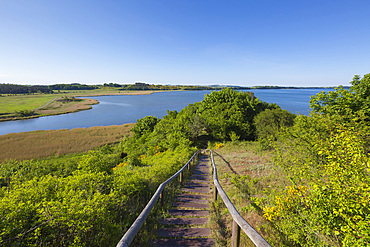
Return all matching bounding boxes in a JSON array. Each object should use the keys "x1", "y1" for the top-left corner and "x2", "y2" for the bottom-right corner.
[
  {"x1": 253, "y1": 108, "x2": 295, "y2": 149},
  {"x1": 15, "y1": 110, "x2": 35, "y2": 117},
  {"x1": 310, "y1": 73, "x2": 370, "y2": 121},
  {"x1": 260, "y1": 75, "x2": 370, "y2": 246}
]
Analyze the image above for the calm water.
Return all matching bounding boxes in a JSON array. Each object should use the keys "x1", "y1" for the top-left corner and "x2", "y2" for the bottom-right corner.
[{"x1": 0, "y1": 89, "x2": 331, "y2": 136}]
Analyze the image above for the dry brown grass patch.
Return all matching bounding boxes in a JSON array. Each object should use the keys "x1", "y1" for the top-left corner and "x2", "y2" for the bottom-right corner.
[
  {"x1": 0, "y1": 123, "x2": 134, "y2": 161},
  {"x1": 35, "y1": 98, "x2": 98, "y2": 116}
]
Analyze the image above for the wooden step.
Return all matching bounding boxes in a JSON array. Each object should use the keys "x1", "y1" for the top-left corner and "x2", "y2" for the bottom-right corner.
[
  {"x1": 161, "y1": 217, "x2": 208, "y2": 225},
  {"x1": 181, "y1": 188, "x2": 210, "y2": 194},
  {"x1": 176, "y1": 197, "x2": 209, "y2": 204},
  {"x1": 157, "y1": 228, "x2": 211, "y2": 238},
  {"x1": 172, "y1": 201, "x2": 209, "y2": 209},
  {"x1": 168, "y1": 209, "x2": 209, "y2": 217},
  {"x1": 177, "y1": 193, "x2": 210, "y2": 200},
  {"x1": 152, "y1": 238, "x2": 215, "y2": 247},
  {"x1": 190, "y1": 174, "x2": 211, "y2": 179},
  {"x1": 188, "y1": 179, "x2": 212, "y2": 183},
  {"x1": 185, "y1": 182, "x2": 210, "y2": 188}
]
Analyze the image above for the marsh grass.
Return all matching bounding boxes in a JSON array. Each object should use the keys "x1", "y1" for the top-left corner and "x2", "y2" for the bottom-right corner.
[
  {"x1": 34, "y1": 97, "x2": 98, "y2": 116},
  {"x1": 210, "y1": 141, "x2": 289, "y2": 246},
  {"x1": 0, "y1": 123, "x2": 134, "y2": 161}
]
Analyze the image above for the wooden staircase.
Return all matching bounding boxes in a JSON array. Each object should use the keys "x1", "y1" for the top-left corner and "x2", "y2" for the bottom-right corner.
[{"x1": 153, "y1": 155, "x2": 215, "y2": 247}]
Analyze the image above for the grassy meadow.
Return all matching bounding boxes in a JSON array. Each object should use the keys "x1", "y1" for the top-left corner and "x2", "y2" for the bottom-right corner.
[
  {"x1": 0, "y1": 94, "x2": 57, "y2": 117},
  {"x1": 0, "y1": 123, "x2": 134, "y2": 162},
  {"x1": 0, "y1": 88, "x2": 154, "y2": 121}
]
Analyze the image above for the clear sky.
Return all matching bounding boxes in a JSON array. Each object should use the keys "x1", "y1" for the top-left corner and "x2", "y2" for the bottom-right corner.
[{"x1": 1, "y1": 0, "x2": 369, "y2": 87}]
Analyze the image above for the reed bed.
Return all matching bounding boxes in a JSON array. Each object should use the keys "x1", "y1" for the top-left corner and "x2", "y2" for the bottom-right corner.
[{"x1": 0, "y1": 123, "x2": 134, "y2": 162}]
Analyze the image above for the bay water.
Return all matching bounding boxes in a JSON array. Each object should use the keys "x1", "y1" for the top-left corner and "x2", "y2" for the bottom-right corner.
[{"x1": 0, "y1": 89, "x2": 331, "y2": 136}]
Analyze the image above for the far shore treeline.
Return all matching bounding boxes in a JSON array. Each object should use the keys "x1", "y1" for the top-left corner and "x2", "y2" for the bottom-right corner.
[{"x1": 0, "y1": 82, "x2": 342, "y2": 95}]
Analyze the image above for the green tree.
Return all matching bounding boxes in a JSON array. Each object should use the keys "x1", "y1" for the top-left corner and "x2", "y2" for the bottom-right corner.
[
  {"x1": 254, "y1": 108, "x2": 296, "y2": 148},
  {"x1": 131, "y1": 116, "x2": 160, "y2": 138},
  {"x1": 310, "y1": 73, "x2": 370, "y2": 121},
  {"x1": 199, "y1": 88, "x2": 276, "y2": 141}
]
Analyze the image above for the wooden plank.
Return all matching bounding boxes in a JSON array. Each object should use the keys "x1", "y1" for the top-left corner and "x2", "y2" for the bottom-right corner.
[
  {"x1": 161, "y1": 217, "x2": 208, "y2": 225},
  {"x1": 177, "y1": 193, "x2": 210, "y2": 199},
  {"x1": 168, "y1": 209, "x2": 209, "y2": 217},
  {"x1": 183, "y1": 185, "x2": 210, "y2": 191},
  {"x1": 157, "y1": 228, "x2": 211, "y2": 238},
  {"x1": 181, "y1": 188, "x2": 210, "y2": 194},
  {"x1": 185, "y1": 182, "x2": 210, "y2": 188},
  {"x1": 172, "y1": 201, "x2": 209, "y2": 209},
  {"x1": 152, "y1": 238, "x2": 215, "y2": 247},
  {"x1": 176, "y1": 197, "x2": 209, "y2": 204},
  {"x1": 190, "y1": 174, "x2": 211, "y2": 179},
  {"x1": 188, "y1": 179, "x2": 211, "y2": 183}
]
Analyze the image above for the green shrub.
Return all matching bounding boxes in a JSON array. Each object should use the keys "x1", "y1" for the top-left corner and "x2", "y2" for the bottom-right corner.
[{"x1": 14, "y1": 109, "x2": 35, "y2": 117}]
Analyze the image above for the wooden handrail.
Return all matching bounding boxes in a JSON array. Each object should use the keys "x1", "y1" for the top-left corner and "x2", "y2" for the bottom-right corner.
[
  {"x1": 116, "y1": 150, "x2": 201, "y2": 247},
  {"x1": 209, "y1": 149, "x2": 272, "y2": 247}
]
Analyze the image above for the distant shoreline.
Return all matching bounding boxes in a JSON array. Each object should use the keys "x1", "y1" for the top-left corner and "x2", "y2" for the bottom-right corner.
[
  {"x1": 0, "y1": 87, "x2": 337, "y2": 123},
  {"x1": 0, "y1": 91, "x2": 157, "y2": 122}
]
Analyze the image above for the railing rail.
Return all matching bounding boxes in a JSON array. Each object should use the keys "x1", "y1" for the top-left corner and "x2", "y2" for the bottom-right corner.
[
  {"x1": 116, "y1": 150, "x2": 201, "y2": 247},
  {"x1": 209, "y1": 149, "x2": 272, "y2": 247}
]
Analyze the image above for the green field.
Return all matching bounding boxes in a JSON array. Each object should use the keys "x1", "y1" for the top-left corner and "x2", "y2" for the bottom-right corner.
[
  {"x1": 0, "y1": 94, "x2": 57, "y2": 115},
  {"x1": 0, "y1": 89, "x2": 154, "y2": 120}
]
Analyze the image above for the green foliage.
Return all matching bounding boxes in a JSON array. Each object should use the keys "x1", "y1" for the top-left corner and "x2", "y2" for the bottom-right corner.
[
  {"x1": 1, "y1": 87, "x2": 298, "y2": 246},
  {"x1": 310, "y1": 73, "x2": 370, "y2": 121},
  {"x1": 199, "y1": 88, "x2": 277, "y2": 141},
  {"x1": 15, "y1": 109, "x2": 35, "y2": 117},
  {"x1": 263, "y1": 114, "x2": 370, "y2": 246},
  {"x1": 0, "y1": 172, "x2": 120, "y2": 246},
  {"x1": 254, "y1": 108, "x2": 296, "y2": 149},
  {"x1": 78, "y1": 150, "x2": 120, "y2": 174},
  {"x1": 0, "y1": 104, "x2": 198, "y2": 246},
  {"x1": 131, "y1": 115, "x2": 160, "y2": 138},
  {"x1": 0, "y1": 157, "x2": 81, "y2": 186}
]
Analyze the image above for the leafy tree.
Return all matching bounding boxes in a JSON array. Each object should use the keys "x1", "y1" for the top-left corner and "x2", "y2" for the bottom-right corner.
[
  {"x1": 130, "y1": 116, "x2": 160, "y2": 138},
  {"x1": 310, "y1": 73, "x2": 370, "y2": 121},
  {"x1": 199, "y1": 88, "x2": 276, "y2": 141},
  {"x1": 254, "y1": 108, "x2": 296, "y2": 148}
]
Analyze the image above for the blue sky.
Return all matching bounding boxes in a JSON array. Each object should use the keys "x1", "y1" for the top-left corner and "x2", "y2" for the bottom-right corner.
[{"x1": 1, "y1": 0, "x2": 369, "y2": 86}]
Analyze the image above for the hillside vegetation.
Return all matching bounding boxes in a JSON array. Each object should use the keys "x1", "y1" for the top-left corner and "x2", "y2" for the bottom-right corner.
[
  {"x1": 210, "y1": 74, "x2": 370, "y2": 246},
  {"x1": 1, "y1": 74, "x2": 369, "y2": 246},
  {"x1": 0, "y1": 88, "x2": 275, "y2": 246}
]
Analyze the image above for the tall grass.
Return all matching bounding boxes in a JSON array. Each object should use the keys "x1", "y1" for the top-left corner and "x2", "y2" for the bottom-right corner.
[
  {"x1": 0, "y1": 124, "x2": 134, "y2": 162},
  {"x1": 209, "y1": 141, "x2": 289, "y2": 246}
]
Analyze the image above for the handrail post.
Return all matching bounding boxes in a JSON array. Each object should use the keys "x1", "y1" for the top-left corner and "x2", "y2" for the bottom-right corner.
[
  {"x1": 179, "y1": 171, "x2": 183, "y2": 184},
  {"x1": 232, "y1": 220, "x2": 241, "y2": 247},
  {"x1": 160, "y1": 190, "x2": 164, "y2": 208},
  {"x1": 213, "y1": 183, "x2": 217, "y2": 201}
]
